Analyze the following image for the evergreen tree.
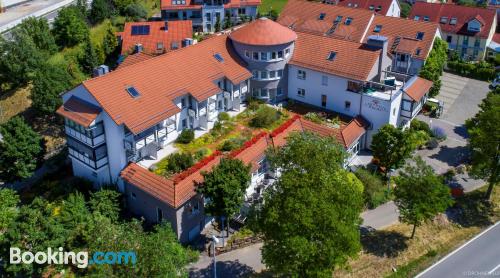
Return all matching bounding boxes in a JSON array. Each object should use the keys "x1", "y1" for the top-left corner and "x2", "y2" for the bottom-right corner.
[
  {"x1": 79, "y1": 36, "x2": 99, "y2": 74},
  {"x1": 90, "y1": 0, "x2": 112, "y2": 25},
  {"x1": 102, "y1": 21, "x2": 118, "y2": 56}
]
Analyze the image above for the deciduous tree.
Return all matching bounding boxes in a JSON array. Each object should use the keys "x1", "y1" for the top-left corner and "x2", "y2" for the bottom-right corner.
[
  {"x1": 52, "y1": 6, "x2": 89, "y2": 48},
  {"x1": 17, "y1": 17, "x2": 57, "y2": 54},
  {"x1": 79, "y1": 36, "x2": 99, "y2": 74},
  {"x1": 371, "y1": 124, "x2": 413, "y2": 176},
  {"x1": 0, "y1": 189, "x2": 19, "y2": 242},
  {"x1": 394, "y1": 157, "x2": 453, "y2": 238},
  {"x1": 30, "y1": 63, "x2": 73, "y2": 114},
  {"x1": 252, "y1": 132, "x2": 364, "y2": 277}
]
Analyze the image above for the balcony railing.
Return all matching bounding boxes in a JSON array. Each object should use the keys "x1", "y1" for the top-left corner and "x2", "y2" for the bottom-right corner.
[
  {"x1": 65, "y1": 127, "x2": 105, "y2": 147},
  {"x1": 68, "y1": 147, "x2": 108, "y2": 170}
]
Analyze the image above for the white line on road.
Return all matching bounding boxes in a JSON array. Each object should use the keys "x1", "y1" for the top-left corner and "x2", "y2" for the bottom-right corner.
[
  {"x1": 416, "y1": 221, "x2": 500, "y2": 278},
  {"x1": 488, "y1": 263, "x2": 500, "y2": 275}
]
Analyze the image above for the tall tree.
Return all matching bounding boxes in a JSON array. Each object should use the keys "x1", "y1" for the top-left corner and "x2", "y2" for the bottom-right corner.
[
  {"x1": 17, "y1": 17, "x2": 57, "y2": 54},
  {"x1": 0, "y1": 117, "x2": 43, "y2": 182},
  {"x1": 0, "y1": 189, "x2": 19, "y2": 242},
  {"x1": 30, "y1": 63, "x2": 73, "y2": 115},
  {"x1": 394, "y1": 157, "x2": 453, "y2": 239},
  {"x1": 214, "y1": 15, "x2": 222, "y2": 32},
  {"x1": 52, "y1": 6, "x2": 89, "y2": 48},
  {"x1": 465, "y1": 91, "x2": 500, "y2": 200},
  {"x1": 89, "y1": 188, "x2": 121, "y2": 222},
  {"x1": 102, "y1": 21, "x2": 118, "y2": 57},
  {"x1": 89, "y1": 0, "x2": 113, "y2": 25},
  {"x1": 252, "y1": 132, "x2": 364, "y2": 277},
  {"x1": 371, "y1": 124, "x2": 413, "y2": 176},
  {"x1": 79, "y1": 36, "x2": 99, "y2": 74},
  {"x1": 419, "y1": 38, "x2": 447, "y2": 97},
  {"x1": 197, "y1": 157, "x2": 251, "y2": 234}
]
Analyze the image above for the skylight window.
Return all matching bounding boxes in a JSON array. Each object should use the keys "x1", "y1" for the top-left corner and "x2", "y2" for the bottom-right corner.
[
  {"x1": 318, "y1": 13, "x2": 326, "y2": 20},
  {"x1": 416, "y1": 32, "x2": 425, "y2": 40},
  {"x1": 450, "y1": 17, "x2": 457, "y2": 25},
  {"x1": 326, "y1": 51, "x2": 337, "y2": 61},
  {"x1": 126, "y1": 86, "x2": 141, "y2": 98},
  {"x1": 423, "y1": 16, "x2": 429, "y2": 21},
  {"x1": 335, "y1": 15, "x2": 343, "y2": 22},
  {"x1": 440, "y1": 16, "x2": 448, "y2": 24},
  {"x1": 214, "y1": 53, "x2": 224, "y2": 62},
  {"x1": 414, "y1": 15, "x2": 420, "y2": 21},
  {"x1": 369, "y1": 5, "x2": 374, "y2": 10},
  {"x1": 345, "y1": 17, "x2": 353, "y2": 25},
  {"x1": 415, "y1": 48, "x2": 422, "y2": 56},
  {"x1": 374, "y1": 25, "x2": 382, "y2": 33},
  {"x1": 131, "y1": 25, "x2": 150, "y2": 36}
]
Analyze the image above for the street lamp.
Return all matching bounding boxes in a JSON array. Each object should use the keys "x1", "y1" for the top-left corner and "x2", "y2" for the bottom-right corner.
[{"x1": 211, "y1": 235, "x2": 219, "y2": 278}]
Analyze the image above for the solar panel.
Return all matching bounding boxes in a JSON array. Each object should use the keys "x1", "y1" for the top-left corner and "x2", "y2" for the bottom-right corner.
[
  {"x1": 126, "y1": 86, "x2": 141, "y2": 98},
  {"x1": 131, "y1": 25, "x2": 150, "y2": 36},
  {"x1": 214, "y1": 53, "x2": 224, "y2": 62}
]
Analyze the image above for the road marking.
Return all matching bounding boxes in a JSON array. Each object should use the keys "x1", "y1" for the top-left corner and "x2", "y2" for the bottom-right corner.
[
  {"x1": 488, "y1": 263, "x2": 500, "y2": 275},
  {"x1": 416, "y1": 221, "x2": 500, "y2": 278}
]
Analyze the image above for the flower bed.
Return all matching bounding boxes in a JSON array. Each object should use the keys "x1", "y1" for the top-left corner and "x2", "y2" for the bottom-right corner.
[{"x1": 172, "y1": 150, "x2": 222, "y2": 184}]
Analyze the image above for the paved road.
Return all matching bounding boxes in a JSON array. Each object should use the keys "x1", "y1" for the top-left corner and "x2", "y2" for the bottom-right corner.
[{"x1": 417, "y1": 222, "x2": 500, "y2": 278}]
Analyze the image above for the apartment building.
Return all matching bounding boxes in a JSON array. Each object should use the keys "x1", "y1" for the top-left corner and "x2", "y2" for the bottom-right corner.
[
  {"x1": 334, "y1": 0, "x2": 401, "y2": 17},
  {"x1": 161, "y1": 0, "x2": 259, "y2": 32},
  {"x1": 57, "y1": 11, "x2": 435, "y2": 242},
  {"x1": 410, "y1": 3, "x2": 497, "y2": 61}
]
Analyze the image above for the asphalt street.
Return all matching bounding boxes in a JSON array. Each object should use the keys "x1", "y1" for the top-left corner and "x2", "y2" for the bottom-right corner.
[{"x1": 417, "y1": 222, "x2": 500, "y2": 278}]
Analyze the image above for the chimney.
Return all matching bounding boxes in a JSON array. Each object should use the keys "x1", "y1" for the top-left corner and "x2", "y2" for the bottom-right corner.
[
  {"x1": 164, "y1": 21, "x2": 169, "y2": 32},
  {"x1": 92, "y1": 65, "x2": 110, "y2": 77},
  {"x1": 134, "y1": 43, "x2": 143, "y2": 53},
  {"x1": 366, "y1": 35, "x2": 389, "y2": 83}
]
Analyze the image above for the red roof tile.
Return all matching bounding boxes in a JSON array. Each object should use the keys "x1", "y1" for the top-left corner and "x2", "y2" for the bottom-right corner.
[
  {"x1": 290, "y1": 31, "x2": 380, "y2": 81},
  {"x1": 56, "y1": 96, "x2": 101, "y2": 127},
  {"x1": 230, "y1": 17, "x2": 297, "y2": 46},
  {"x1": 79, "y1": 34, "x2": 252, "y2": 134},
  {"x1": 116, "y1": 52, "x2": 155, "y2": 69},
  {"x1": 410, "y1": 3, "x2": 496, "y2": 39},
  {"x1": 120, "y1": 21, "x2": 193, "y2": 55},
  {"x1": 404, "y1": 76, "x2": 433, "y2": 101},
  {"x1": 341, "y1": 116, "x2": 368, "y2": 147},
  {"x1": 337, "y1": 0, "x2": 396, "y2": 15},
  {"x1": 493, "y1": 32, "x2": 500, "y2": 43}
]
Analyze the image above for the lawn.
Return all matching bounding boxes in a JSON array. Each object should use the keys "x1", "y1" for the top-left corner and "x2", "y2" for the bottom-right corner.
[{"x1": 258, "y1": 0, "x2": 288, "y2": 14}]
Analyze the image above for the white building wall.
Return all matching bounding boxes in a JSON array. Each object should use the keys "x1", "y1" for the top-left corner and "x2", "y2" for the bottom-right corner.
[
  {"x1": 386, "y1": 0, "x2": 401, "y2": 17},
  {"x1": 102, "y1": 112, "x2": 127, "y2": 190}
]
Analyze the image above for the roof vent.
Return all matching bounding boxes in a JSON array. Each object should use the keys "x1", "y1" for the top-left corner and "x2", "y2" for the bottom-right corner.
[{"x1": 92, "y1": 65, "x2": 109, "y2": 77}]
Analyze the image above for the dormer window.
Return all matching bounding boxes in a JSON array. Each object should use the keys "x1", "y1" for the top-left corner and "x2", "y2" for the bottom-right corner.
[
  {"x1": 450, "y1": 17, "x2": 457, "y2": 25},
  {"x1": 345, "y1": 17, "x2": 353, "y2": 25},
  {"x1": 318, "y1": 13, "x2": 326, "y2": 20},
  {"x1": 468, "y1": 19, "x2": 481, "y2": 32},
  {"x1": 416, "y1": 32, "x2": 424, "y2": 40},
  {"x1": 373, "y1": 25, "x2": 382, "y2": 33},
  {"x1": 369, "y1": 5, "x2": 374, "y2": 10},
  {"x1": 440, "y1": 16, "x2": 448, "y2": 24}
]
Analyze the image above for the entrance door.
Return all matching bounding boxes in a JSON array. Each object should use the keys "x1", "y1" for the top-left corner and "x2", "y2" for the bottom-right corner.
[{"x1": 321, "y1": 94, "x2": 327, "y2": 107}]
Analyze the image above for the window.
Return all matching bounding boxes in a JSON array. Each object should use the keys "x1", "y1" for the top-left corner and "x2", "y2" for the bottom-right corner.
[
  {"x1": 402, "y1": 99, "x2": 412, "y2": 111},
  {"x1": 369, "y1": 5, "x2": 374, "y2": 10},
  {"x1": 277, "y1": 50, "x2": 283, "y2": 59},
  {"x1": 276, "y1": 87, "x2": 283, "y2": 96},
  {"x1": 181, "y1": 97, "x2": 186, "y2": 108},
  {"x1": 344, "y1": 17, "x2": 352, "y2": 25},
  {"x1": 423, "y1": 16, "x2": 429, "y2": 22},
  {"x1": 285, "y1": 48, "x2": 290, "y2": 57},
  {"x1": 238, "y1": 8, "x2": 245, "y2": 14},
  {"x1": 321, "y1": 75, "x2": 328, "y2": 86},
  {"x1": 474, "y1": 38, "x2": 480, "y2": 47},
  {"x1": 376, "y1": 5, "x2": 381, "y2": 11},
  {"x1": 260, "y1": 71, "x2": 268, "y2": 79},
  {"x1": 440, "y1": 16, "x2": 448, "y2": 24},
  {"x1": 272, "y1": 52, "x2": 277, "y2": 59},
  {"x1": 415, "y1": 48, "x2": 421, "y2": 56},
  {"x1": 413, "y1": 15, "x2": 420, "y2": 21},
  {"x1": 252, "y1": 88, "x2": 259, "y2": 97},
  {"x1": 252, "y1": 70, "x2": 258, "y2": 79},
  {"x1": 156, "y1": 42, "x2": 164, "y2": 50},
  {"x1": 446, "y1": 35, "x2": 452, "y2": 43},
  {"x1": 345, "y1": 101, "x2": 351, "y2": 110},
  {"x1": 393, "y1": 108, "x2": 396, "y2": 116},
  {"x1": 131, "y1": 192, "x2": 137, "y2": 200},
  {"x1": 277, "y1": 69, "x2": 283, "y2": 77},
  {"x1": 297, "y1": 88, "x2": 305, "y2": 97},
  {"x1": 182, "y1": 119, "x2": 187, "y2": 128},
  {"x1": 260, "y1": 88, "x2": 268, "y2": 98},
  {"x1": 416, "y1": 32, "x2": 424, "y2": 40},
  {"x1": 297, "y1": 69, "x2": 306, "y2": 79},
  {"x1": 270, "y1": 71, "x2": 276, "y2": 78},
  {"x1": 321, "y1": 95, "x2": 327, "y2": 107},
  {"x1": 463, "y1": 36, "x2": 469, "y2": 46},
  {"x1": 253, "y1": 52, "x2": 259, "y2": 60},
  {"x1": 260, "y1": 52, "x2": 268, "y2": 61},
  {"x1": 373, "y1": 25, "x2": 382, "y2": 33},
  {"x1": 245, "y1": 50, "x2": 250, "y2": 58},
  {"x1": 347, "y1": 81, "x2": 361, "y2": 92},
  {"x1": 326, "y1": 51, "x2": 337, "y2": 61},
  {"x1": 126, "y1": 86, "x2": 140, "y2": 98},
  {"x1": 171, "y1": 41, "x2": 178, "y2": 50},
  {"x1": 131, "y1": 25, "x2": 150, "y2": 35},
  {"x1": 157, "y1": 207, "x2": 163, "y2": 223},
  {"x1": 318, "y1": 13, "x2": 326, "y2": 20},
  {"x1": 213, "y1": 53, "x2": 224, "y2": 62},
  {"x1": 450, "y1": 17, "x2": 457, "y2": 25},
  {"x1": 335, "y1": 16, "x2": 343, "y2": 22},
  {"x1": 257, "y1": 159, "x2": 267, "y2": 175}
]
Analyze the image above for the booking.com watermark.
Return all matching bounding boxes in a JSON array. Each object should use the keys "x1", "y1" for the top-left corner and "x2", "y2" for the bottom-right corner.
[{"x1": 9, "y1": 247, "x2": 136, "y2": 268}]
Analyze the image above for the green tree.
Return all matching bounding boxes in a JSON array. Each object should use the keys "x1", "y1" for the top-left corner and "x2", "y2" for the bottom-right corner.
[
  {"x1": 394, "y1": 157, "x2": 453, "y2": 238},
  {"x1": 0, "y1": 117, "x2": 43, "y2": 182},
  {"x1": 17, "y1": 17, "x2": 57, "y2": 54},
  {"x1": 112, "y1": 0, "x2": 134, "y2": 12},
  {"x1": 197, "y1": 157, "x2": 251, "y2": 235},
  {"x1": 30, "y1": 63, "x2": 73, "y2": 114},
  {"x1": 0, "y1": 189, "x2": 19, "y2": 241},
  {"x1": 465, "y1": 91, "x2": 500, "y2": 200},
  {"x1": 252, "y1": 132, "x2": 364, "y2": 277},
  {"x1": 90, "y1": 0, "x2": 112, "y2": 25},
  {"x1": 215, "y1": 15, "x2": 222, "y2": 32},
  {"x1": 102, "y1": 21, "x2": 118, "y2": 57},
  {"x1": 0, "y1": 30, "x2": 45, "y2": 87},
  {"x1": 419, "y1": 38, "x2": 448, "y2": 97},
  {"x1": 399, "y1": 1, "x2": 411, "y2": 18},
  {"x1": 371, "y1": 124, "x2": 413, "y2": 176},
  {"x1": 89, "y1": 188, "x2": 121, "y2": 221},
  {"x1": 124, "y1": 3, "x2": 148, "y2": 20},
  {"x1": 76, "y1": 0, "x2": 88, "y2": 17},
  {"x1": 79, "y1": 36, "x2": 99, "y2": 74},
  {"x1": 52, "y1": 6, "x2": 89, "y2": 48}
]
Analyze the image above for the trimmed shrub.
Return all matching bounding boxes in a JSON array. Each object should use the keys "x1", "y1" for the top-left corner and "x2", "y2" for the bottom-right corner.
[
  {"x1": 432, "y1": 126, "x2": 447, "y2": 140},
  {"x1": 426, "y1": 138, "x2": 440, "y2": 149},
  {"x1": 176, "y1": 129, "x2": 195, "y2": 144},
  {"x1": 193, "y1": 148, "x2": 209, "y2": 161},
  {"x1": 249, "y1": 106, "x2": 280, "y2": 128},
  {"x1": 355, "y1": 168, "x2": 389, "y2": 209},
  {"x1": 167, "y1": 153, "x2": 194, "y2": 173},
  {"x1": 218, "y1": 140, "x2": 238, "y2": 152},
  {"x1": 410, "y1": 119, "x2": 432, "y2": 136},
  {"x1": 218, "y1": 112, "x2": 230, "y2": 122}
]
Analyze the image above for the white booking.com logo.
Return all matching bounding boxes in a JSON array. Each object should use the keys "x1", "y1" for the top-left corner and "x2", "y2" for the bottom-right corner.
[{"x1": 10, "y1": 247, "x2": 136, "y2": 268}]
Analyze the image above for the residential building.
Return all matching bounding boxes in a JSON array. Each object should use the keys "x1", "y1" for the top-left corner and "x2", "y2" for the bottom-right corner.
[
  {"x1": 278, "y1": 0, "x2": 440, "y2": 74},
  {"x1": 57, "y1": 15, "x2": 434, "y2": 242},
  {"x1": 410, "y1": 2, "x2": 497, "y2": 60},
  {"x1": 161, "y1": 0, "x2": 260, "y2": 32},
  {"x1": 118, "y1": 21, "x2": 193, "y2": 55},
  {"x1": 334, "y1": 0, "x2": 401, "y2": 17}
]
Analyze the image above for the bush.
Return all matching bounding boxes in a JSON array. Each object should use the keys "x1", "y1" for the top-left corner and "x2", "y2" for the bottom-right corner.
[
  {"x1": 247, "y1": 97, "x2": 264, "y2": 111},
  {"x1": 167, "y1": 152, "x2": 194, "y2": 173},
  {"x1": 447, "y1": 60, "x2": 495, "y2": 81},
  {"x1": 432, "y1": 126, "x2": 447, "y2": 140},
  {"x1": 218, "y1": 140, "x2": 238, "y2": 152},
  {"x1": 410, "y1": 119, "x2": 432, "y2": 136},
  {"x1": 304, "y1": 112, "x2": 324, "y2": 124},
  {"x1": 408, "y1": 130, "x2": 431, "y2": 150},
  {"x1": 218, "y1": 112, "x2": 230, "y2": 122},
  {"x1": 355, "y1": 168, "x2": 389, "y2": 209},
  {"x1": 249, "y1": 106, "x2": 280, "y2": 128},
  {"x1": 176, "y1": 129, "x2": 195, "y2": 144},
  {"x1": 426, "y1": 138, "x2": 440, "y2": 149},
  {"x1": 124, "y1": 3, "x2": 148, "y2": 20},
  {"x1": 193, "y1": 148, "x2": 209, "y2": 161}
]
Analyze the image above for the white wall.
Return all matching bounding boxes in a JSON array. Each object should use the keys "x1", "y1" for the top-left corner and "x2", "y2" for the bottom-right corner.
[{"x1": 386, "y1": 0, "x2": 401, "y2": 17}]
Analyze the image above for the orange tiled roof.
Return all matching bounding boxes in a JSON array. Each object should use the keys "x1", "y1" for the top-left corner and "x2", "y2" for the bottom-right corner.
[
  {"x1": 116, "y1": 52, "x2": 155, "y2": 70},
  {"x1": 365, "y1": 15, "x2": 439, "y2": 59},
  {"x1": 229, "y1": 17, "x2": 297, "y2": 46},
  {"x1": 120, "y1": 21, "x2": 193, "y2": 55},
  {"x1": 161, "y1": 0, "x2": 260, "y2": 10},
  {"x1": 80, "y1": 34, "x2": 252, "y2": 135},
  {"x1": 56, "y1": 96, "x2": 101, "y2": 127},
  {"x1": 278, "y1": 0, "x2": 375, "y2": 42},
  {"x1": 410, "y1": 2, "x2": 496, "y2": 39},
  {"x1": 404, "y1": 76, "x2": 433, "y2": 101},
  {"x1": 290, "y1": 31, "x2": 380, "y2": 81},
  {"x1": 337, "y1": 0, "x2": 396, "y2": 15},
  {"x1": 341, "y1": 116, "x2": 369, "y2": 147}
]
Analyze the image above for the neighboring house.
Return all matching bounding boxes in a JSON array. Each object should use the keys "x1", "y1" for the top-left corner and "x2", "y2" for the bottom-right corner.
[
  {"x1": 334, "y1": 0, "x2": 401, "y2": 17},
  {"x1": 57, "y1": 16, "x2": 434, "y2": 242},
  {"x1": 277, "y1": 0, "x2": 440, "y2": 74},
  {"x1": 486, "y1": 32, "x2": 500, "y2": 59},
  {"x1": 410, "y1": 2, "x2": 497, "y2": 60},
  {"x1": 119, "y1": 21, "x2": 193, "y2": 55},
  {"x1": 161, "y1": 0, "x2": 260, "y2": 32}
]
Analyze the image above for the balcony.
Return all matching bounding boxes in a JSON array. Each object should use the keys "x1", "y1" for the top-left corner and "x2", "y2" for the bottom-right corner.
[
  {"x1": 64, "y1": 121, "x2": 105, "y2": 147},
  {"x1": 125, "y1": 119, "x2": 177, "y2": 162},
  {"x1": 361, "y1": 79, "x2": 404, "y2": 101},
  {"x1": 69, "y1": 148, "x2": 108, "y2": 169},
  {"x1": 67, "y1": 137, "x2": 108, "y2": 170}
]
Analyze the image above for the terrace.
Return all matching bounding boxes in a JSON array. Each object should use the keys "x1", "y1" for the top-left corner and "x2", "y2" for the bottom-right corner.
[{"x1": 362, "y1": 78, "x2": 404, "y2": 101}]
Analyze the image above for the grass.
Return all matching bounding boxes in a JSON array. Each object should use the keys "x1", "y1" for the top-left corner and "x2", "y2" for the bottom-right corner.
[
  {"x1": 0, "y1": 85, "x2": 31, "y2": 124},
  {"x1": 258, "y1": 0, "x2": 289, "y2": 14},
  {"x1": 333, "y1": 185, "x2": 500, "y2": 278}
]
